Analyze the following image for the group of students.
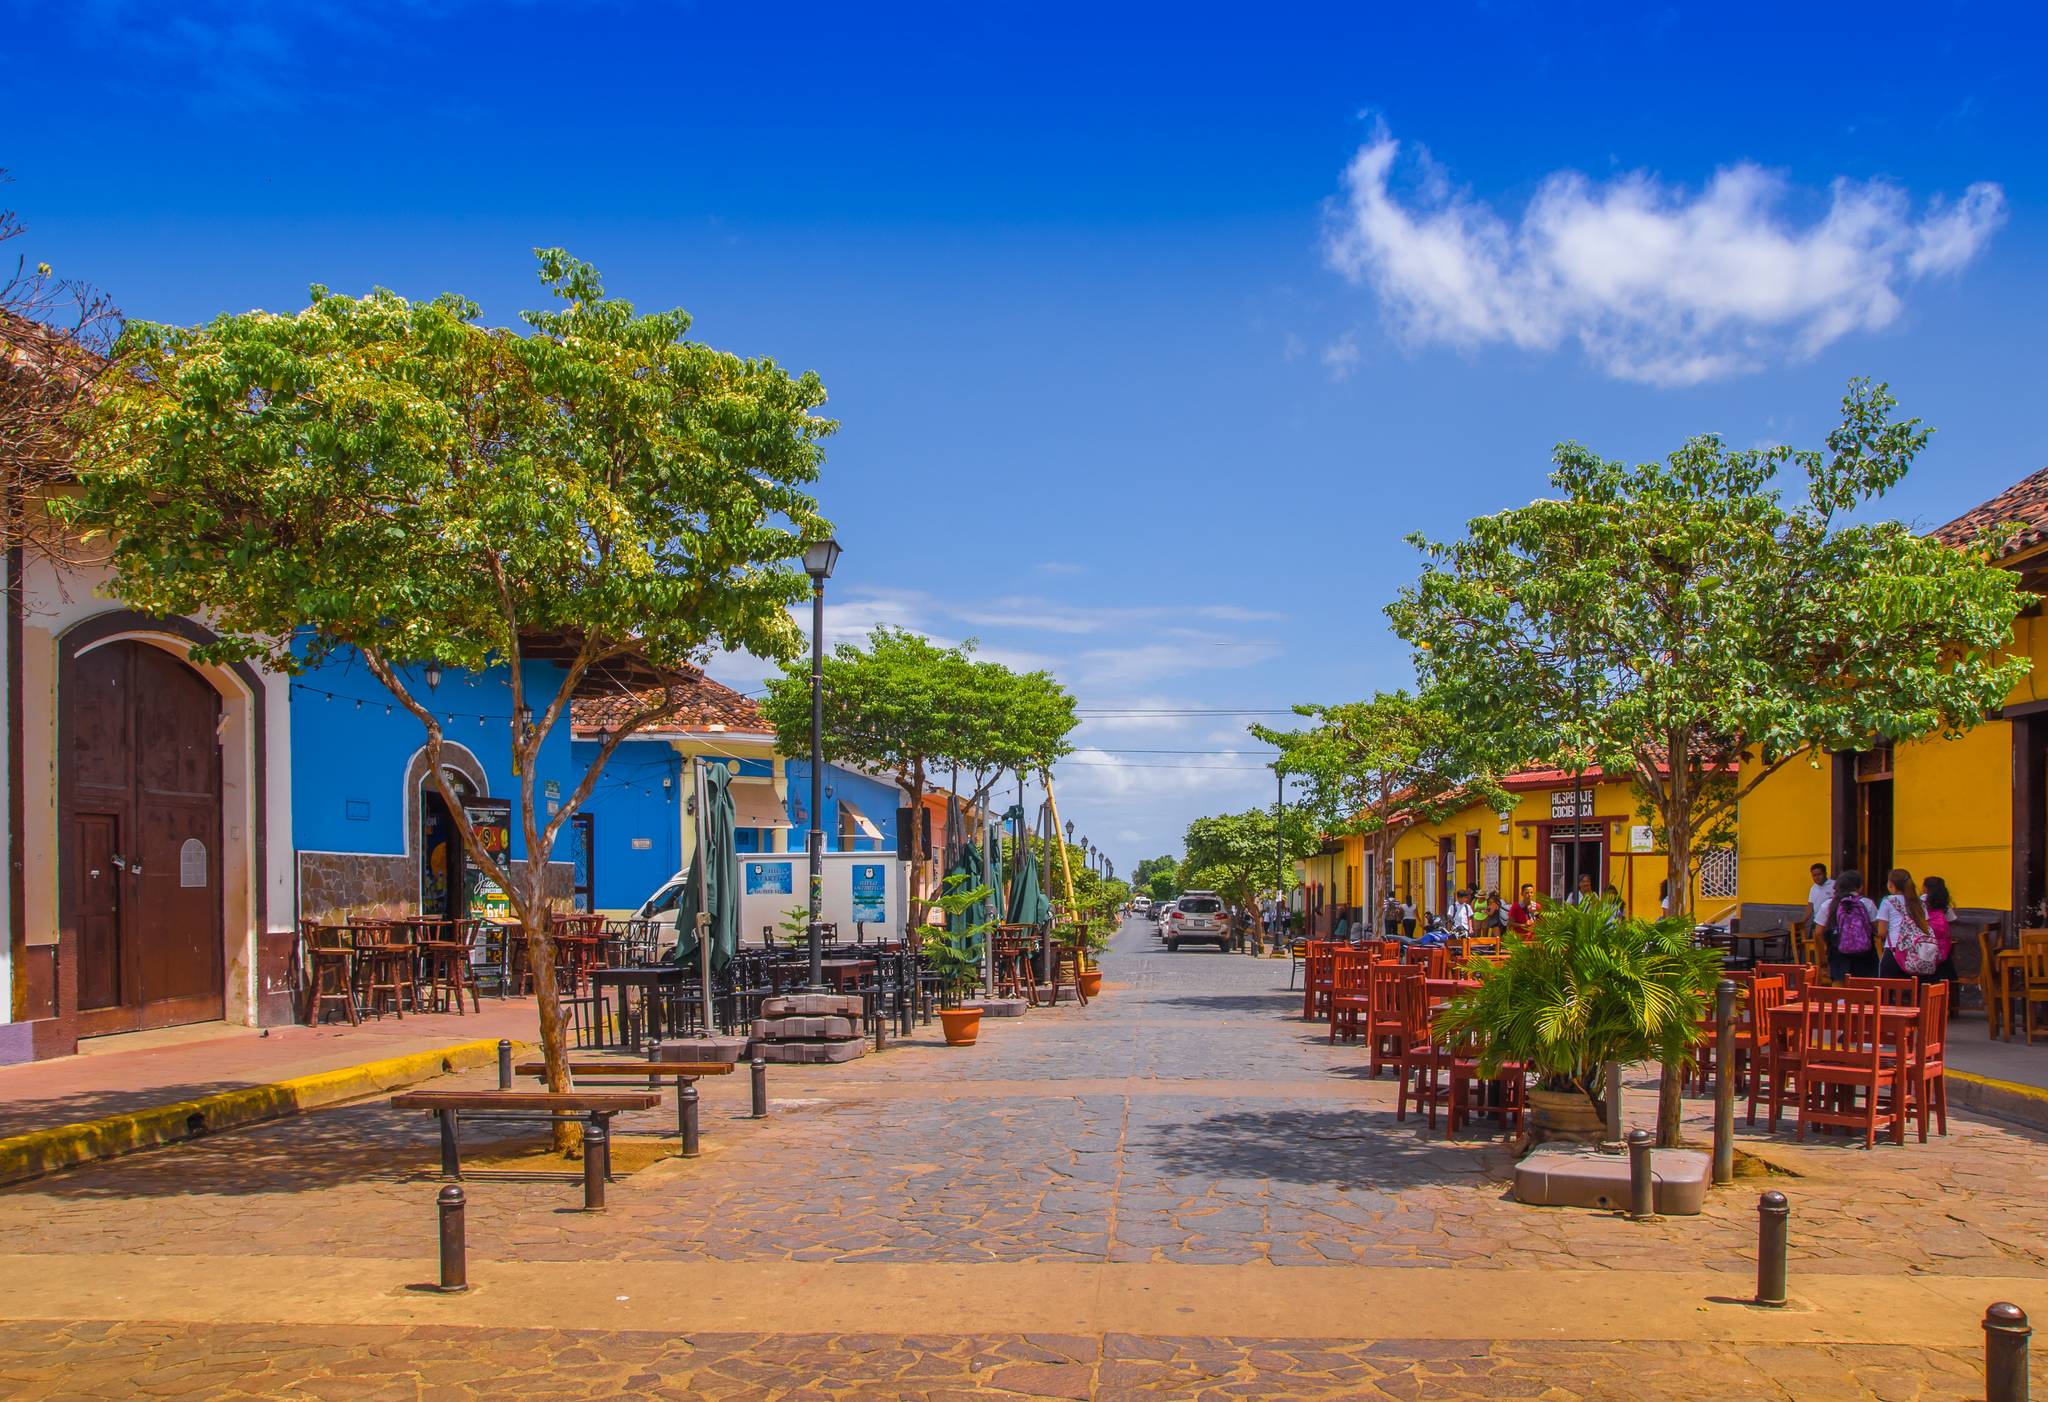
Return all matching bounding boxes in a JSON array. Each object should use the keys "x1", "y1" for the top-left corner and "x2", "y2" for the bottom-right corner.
[{"x1": 1806, "y1": 862, "x2": 1959, "y2": 987}]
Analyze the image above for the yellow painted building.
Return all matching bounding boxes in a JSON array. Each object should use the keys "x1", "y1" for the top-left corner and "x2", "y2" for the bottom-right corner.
[
  {"x1": 1735, "y1": 468, "x2": 2048, "y2": 942},
  {"x1": 1295, "y1": 833, "x2": 1365, "y2": 938},
  {"x1": 1386, "y1": 769, "x2": 1724, "y2": 926}
]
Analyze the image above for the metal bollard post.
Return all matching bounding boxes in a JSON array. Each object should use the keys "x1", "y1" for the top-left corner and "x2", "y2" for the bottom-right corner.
[
  {"x1": 436, "y1": 1185, "x2": 468, "y2": 1292},
  {"x1": 1626, "y1": 1128, "x2": 1656, "y2": 1219},
  {"x1": 1713, "y1": 979, "x2": 1737, "y2": 1186},
  {"x1": 497, "y1": 1039, "x2": 513, "y2": 1090},
  {"x1": 1985, "y1": 1302, "x2": 2031, "y2": 1402},
  {"x1": 750, "y1": 1057, "x2": 768, "y2": 1118},
  {"x1": 1755, "y1": 1190, "x2": 1789, "y2": 1307},
  {"x1": 875, "y1": 997, "x2": 888, "y2": 1052},
  {"x1": 582, "y1": 1118, "x2": 608, "y2": 1212},
  {"x1": 680, "y1": 1082, "x2": 701, "y2": 1158},
  {"x1": 1603, "y1": 1060, "x2": 1624, "y2": 1147}
]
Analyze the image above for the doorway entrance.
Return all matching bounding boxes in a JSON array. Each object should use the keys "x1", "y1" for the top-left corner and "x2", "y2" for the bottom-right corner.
[
  {"x1": 419, "y1": 772, "x2": 477, "y2": 918},
  {"x1": 1548, "y1": 824, "x2": 1605, "y2": 901},
  {"x1": 1833, "y1": 745, "x2": 1895, "y2": 882},
  {"x1": 60, "y1": 641, "x2": 225, "y2": 1038}
]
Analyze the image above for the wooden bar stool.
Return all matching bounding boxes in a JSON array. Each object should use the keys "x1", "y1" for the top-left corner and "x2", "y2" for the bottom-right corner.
[
  {"x1": 307, "y1": 923, "x2": 360, "y2": 1026},
  {"x1": 354, "y1": 922, "x2": 416, "y2": 1019}
]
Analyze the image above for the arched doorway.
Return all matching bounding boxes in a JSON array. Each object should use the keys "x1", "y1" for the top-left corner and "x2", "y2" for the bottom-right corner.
[
  {"x1": 60, "y1": 640, "x2": 225, "y2": 1037},
  {"x1": 419, "y1": 770, "x2": 477, "y2": 917}
]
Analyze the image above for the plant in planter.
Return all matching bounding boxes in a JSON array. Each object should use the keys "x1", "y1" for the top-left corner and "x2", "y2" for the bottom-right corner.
[
  {"x1": 1433, "y1": 900, "x2": 1722, "y2": 1147},
  {"x1": 924, "y1": 873, "x2": 994, "y2": 1044},
  {"x1": 1056, "y1": 919, "x2": 1111, "y2": 997}
]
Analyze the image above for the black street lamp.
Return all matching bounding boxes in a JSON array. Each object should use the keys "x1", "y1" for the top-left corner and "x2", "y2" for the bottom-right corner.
[{"x1": 802, "y1": 536, "x2": 842, "y2": 992}]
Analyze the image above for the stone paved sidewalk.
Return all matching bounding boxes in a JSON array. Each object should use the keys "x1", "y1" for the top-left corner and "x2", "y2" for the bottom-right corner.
[{"x1": 0, "y1": 918, "x2": 2040, "y2": 1398}]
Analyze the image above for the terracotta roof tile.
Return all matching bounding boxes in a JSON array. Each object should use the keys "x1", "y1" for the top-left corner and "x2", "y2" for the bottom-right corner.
[
  {"x1": 570, "y1": 671, "x2": 767, "y2": 736},
  {"x1": 1931, "y1": 466, "x2": 2048, "y2": 559}
]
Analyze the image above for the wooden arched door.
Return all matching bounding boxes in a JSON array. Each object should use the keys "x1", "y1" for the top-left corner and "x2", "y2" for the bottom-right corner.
[{"x1": 60, "y1": 641, "x2": 225, "y2": 1036}]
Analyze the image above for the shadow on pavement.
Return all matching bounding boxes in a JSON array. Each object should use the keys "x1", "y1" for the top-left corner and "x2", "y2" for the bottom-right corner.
[{"x1": 1135, "y1": 1103, "x2": 1516, "y2": 1188}]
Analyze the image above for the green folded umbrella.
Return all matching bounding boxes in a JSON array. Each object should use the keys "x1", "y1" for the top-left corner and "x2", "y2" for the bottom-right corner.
[
  {"x1": 671, "y1": 764, "x2": 738, "y2": 974},
  {"x1": 1006, "y1": 827, "x2": 1050, "y2": 926}
]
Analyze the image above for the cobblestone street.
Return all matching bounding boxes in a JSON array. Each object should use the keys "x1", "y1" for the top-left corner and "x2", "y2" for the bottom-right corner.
[{"x1": 3, "y1": 918, "x2": 2045, "y2": 1399}]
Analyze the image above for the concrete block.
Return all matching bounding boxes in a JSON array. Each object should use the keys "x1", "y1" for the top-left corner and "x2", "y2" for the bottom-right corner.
[
  {"x1": 653, "y1": 1036, "x2": 748, "y2": 1064},
  {"x1": 1513, "y1": 1146, "x2": 1710, "y2": 1215},
  {"x1": 760, "y1": 994, "x2": 864, "y2": 1019},
  {"x1": 749, "y1": 1039, "x2": 868, "y2": 1064},
  {"x1": 752, "y1": 1016, "x2": 859, "y2": 1042},
  {"x1": 977, "y1": 999, "x2": 1029, "y2": 1018}
]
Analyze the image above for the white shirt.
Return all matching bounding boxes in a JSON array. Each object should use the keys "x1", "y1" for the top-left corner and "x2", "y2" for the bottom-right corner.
[
  {"x1": 1447, "y1": 900, "x2": 1474, "y2": 934},
  {"x1": 1808, "y1": 879, "x2": 1836, "y2": 927}
]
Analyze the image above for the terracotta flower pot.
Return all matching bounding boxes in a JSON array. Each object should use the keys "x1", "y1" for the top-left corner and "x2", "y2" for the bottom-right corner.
[
  {"x1": 1076, "y1": 970, "x2": 1103, "y2": 999},
  {"x1": 1527, "y1": 1086, "x2": 1606, "y2": 1147},
  {"x1": 939, "y1": 1007, "x2": 983, "y2": 1046}
]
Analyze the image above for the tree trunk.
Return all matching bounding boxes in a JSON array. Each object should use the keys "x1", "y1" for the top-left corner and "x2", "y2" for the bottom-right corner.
[{"x1": 518, "y1": 865, "x2": 580, "y2": 1153}]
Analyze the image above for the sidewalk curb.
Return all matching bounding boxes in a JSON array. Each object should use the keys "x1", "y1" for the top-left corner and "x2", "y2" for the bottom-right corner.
[
  {"x1": 1948, "y1": 1067, "x2": 2048, "y2": 1132},
  {"x1": 0, "y1": 1037, "x2": 531, "y2": 1188}
]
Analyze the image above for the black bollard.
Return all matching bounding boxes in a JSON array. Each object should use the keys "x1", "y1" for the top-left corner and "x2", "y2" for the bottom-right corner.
[
  {"x1": 1755, "y1": 1190, "x2": 1789, "y2": 1307},
  {"x1": 497, "y1": 1039, "x2": 512, "y2": 1090},
  {"x1": 1986, "y1": 1302, "x2": 2031, "y2": 1402},
  {"x1": 1626, "y1": 1129, "x2": 1656, "y2": 1220},
  {"x1": 582, "y1": 1118, "x2": 608, "y2": 1212},
  {"x1": 1713, "y1": 979, "x2": 1737, "y2": 1186},
  {"x1": 680, "y1": 1082, "x2": 701, "y2": 1158},
  {"x1": 750, "y1": 1056, "x2": 768, "y2": 1118},
  {"x1": 436, "y1": 1185, "x2": 468, "y2": 1293},
  {"x1": 1603, "y1": 1060, "x2": 1624, "y2": 1147}
]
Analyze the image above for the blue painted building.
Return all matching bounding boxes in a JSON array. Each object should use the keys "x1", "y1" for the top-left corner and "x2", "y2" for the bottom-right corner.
[
  {"x1": 292, "y1": 649, "x2": 586, "y2": 922},
  {"x1": 570, "y1": 677, "x2": 906, "y2": 914}
]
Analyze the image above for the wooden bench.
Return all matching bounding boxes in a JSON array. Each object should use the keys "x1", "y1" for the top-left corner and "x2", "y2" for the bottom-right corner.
[
  {"x1": 514, "y1": 1060, "x2": 733, "y2": 1153},
  {"x1": 390, "y1": 1089, "x2": 659, "y2": 1186}
]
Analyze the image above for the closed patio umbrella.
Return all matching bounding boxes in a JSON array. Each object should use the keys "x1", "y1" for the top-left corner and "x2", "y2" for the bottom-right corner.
[{"x1": 671, "y1": 762, "x2": 738, "y2": 976}]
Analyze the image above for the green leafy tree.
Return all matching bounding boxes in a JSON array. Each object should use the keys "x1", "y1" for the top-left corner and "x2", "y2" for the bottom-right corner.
[
  {"x1": 1388, "y1": 379, "x2": 2028, "y2": 1145},
  {"x1": 67, "y1": 252, "x2": 831, "y2": 1127},
  {"x1": 1183, "y1": 808, "x2": 1318, "y2": 938},
  {"x1": 1133, "y1": 854, "x2": 1181, "y2": 901},
  {"x1": 761, "y1": 627, "x2": 1075, "y2": 924},
  {"x1": 1253, "y1": 690, "x2": 1500, "y2": 916}
]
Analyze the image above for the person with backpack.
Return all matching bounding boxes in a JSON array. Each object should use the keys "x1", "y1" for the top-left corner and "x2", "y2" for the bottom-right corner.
[
  {"x1": 1920, "y1": 874, "x2": 1960, "y2": 998},
  {"x1": 1821, "y1": 868, "x2": 1880, "y2": 981},
  {"x1": 1875, "y1": 867, "x2": 1942, "y2": 981}
]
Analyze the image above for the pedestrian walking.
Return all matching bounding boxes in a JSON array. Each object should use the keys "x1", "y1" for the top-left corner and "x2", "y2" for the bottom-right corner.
[
  {"x1": 1821, "y1": 868, "x2": 1879, "y2": 981},
  {"x1": 1876, "y1": 867, "x2": 1941, "y2": 981}
]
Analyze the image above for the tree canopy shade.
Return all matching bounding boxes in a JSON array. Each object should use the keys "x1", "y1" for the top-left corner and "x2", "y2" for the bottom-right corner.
[
  {"x1": 1252, "y1": 690, "x2": 1500, "y2": 912},
  {"x1": 65, "y1": 251, "x2": 834, "y2": 1120},
  {"x1": 1132, "y1": 854, "x2": 1181, "y2": 901},
  {"x1": 759, "y1": 626, "x2": 1077, "y2": 922},
  {"x1": 1386, "y1": 379, "x2": 2028, "y2": 1144}
]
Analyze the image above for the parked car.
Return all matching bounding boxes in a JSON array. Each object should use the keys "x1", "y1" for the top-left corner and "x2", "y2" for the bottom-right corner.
[
  {"x1": 1152, "y1": 899, "x2": 1176, "y2": 928},
  {"x1": 1130, "y1": 896, "x2": 1152, "y2": 916},
  {"x1": 1167, "y1": 891, "x2": 1230, "y2": 952}
]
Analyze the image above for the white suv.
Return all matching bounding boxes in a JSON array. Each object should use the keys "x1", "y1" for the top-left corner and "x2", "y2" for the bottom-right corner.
[{"x1": 1167, "y1": 891, "x2": 1230, "y2": 952}]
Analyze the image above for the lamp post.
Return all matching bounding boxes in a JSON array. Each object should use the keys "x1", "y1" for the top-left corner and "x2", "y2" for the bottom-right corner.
[{"x1": 802, "y1": 536, "x2": 842, "y2": 993}]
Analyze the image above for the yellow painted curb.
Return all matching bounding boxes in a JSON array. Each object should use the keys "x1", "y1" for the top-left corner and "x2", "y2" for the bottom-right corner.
[
  {"x1": 0, "y1": 1037, "x2": 532, "y2": 1188},
  {"x1": 1949, "y1": 1068, "x2": 2048, "y2": 1103}
]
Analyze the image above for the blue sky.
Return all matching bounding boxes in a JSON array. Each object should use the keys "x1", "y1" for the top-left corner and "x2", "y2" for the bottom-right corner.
[{"x1": 6, "y1": 1, "x2": 2044, "y2": 867}]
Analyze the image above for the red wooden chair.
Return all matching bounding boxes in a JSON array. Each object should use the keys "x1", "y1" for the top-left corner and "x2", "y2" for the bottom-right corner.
[
  {"x1": 1689, "y1": 968, "x2": 1753, "y2": 1094},
  {"x1": 1900, "y1": 980, "x2": 1949, "y2": 1142},
  {"x1": 1366, "y1": 960, "x2": 1407, "y2": 1078},
  {"x1": 1753, "y1": 995, "x2": 1803, "y2": 1131},
  {"x1": 1845, "y1": 975, "x2": 1920, "y2": 1008},
  {"x1": 1393, "y1": 969, "x2": 1442, "y2": 1125},
  {"x1": 1798, "y1": 987, "x2": 1901, "y2": 1148},
  {"x1": 1733, "y1": 975, "x2": 1786, "y2": 1100},
  {"x1": 1328, "y1": 949, "x2": 1372, "y2": 1044},
  {"x1": 1755, "y1": 962, "x2": 1809, "y2": 998},
  {"x1": 1445, "y1": 1030, "x2": 1525, "y2": 1139},
  {"x1": 1301, "y1": 942, "x2": 1336, "y2": 1020}
]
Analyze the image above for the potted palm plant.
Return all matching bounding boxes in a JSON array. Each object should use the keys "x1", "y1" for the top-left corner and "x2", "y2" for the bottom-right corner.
[
  {"x1": 924, "y1": 873, "x2": 995, "y2": 1045},
  {"x1": 1433, "y1": 900, "x2": 1721, "y2": 1147}
]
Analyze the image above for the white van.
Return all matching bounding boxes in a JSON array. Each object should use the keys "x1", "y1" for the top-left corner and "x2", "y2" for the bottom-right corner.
[{"x1": 633, "y1": 871, "x2": 687, "y2": 954}]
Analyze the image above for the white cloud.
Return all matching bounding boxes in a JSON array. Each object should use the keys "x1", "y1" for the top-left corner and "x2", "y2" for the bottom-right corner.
[
  {"x1": 1321, "y1": 332, "x2": 1361, "y2": 381},
  {"x1": 1324, "y1": 121, "x2": 2006, "y2": 386},
  {"x1": 1035, "y1": 560, "x2": 1087, "y2": 576}
]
